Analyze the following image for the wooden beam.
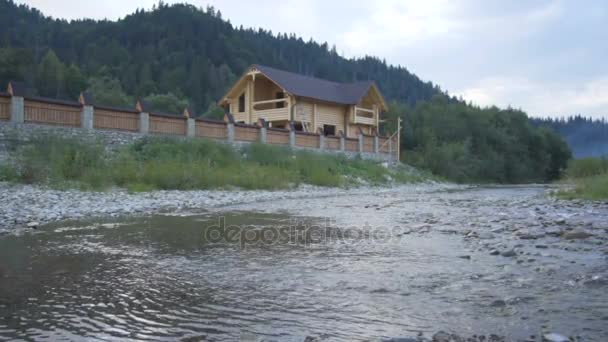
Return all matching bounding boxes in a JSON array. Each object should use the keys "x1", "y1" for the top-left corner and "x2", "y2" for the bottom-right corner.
[{"x1": 252, "y1": 98, "x2": 288, "y2": 106}]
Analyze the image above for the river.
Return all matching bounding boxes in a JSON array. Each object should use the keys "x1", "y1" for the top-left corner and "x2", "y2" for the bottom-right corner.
[{"x1": 0, "y1": 186, "x2": 607, "y2": 341}]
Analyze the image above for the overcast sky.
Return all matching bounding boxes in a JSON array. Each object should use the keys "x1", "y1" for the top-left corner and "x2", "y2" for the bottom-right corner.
[{"x1": 16, "y1": 0, "x2": 608, "y2": 119}]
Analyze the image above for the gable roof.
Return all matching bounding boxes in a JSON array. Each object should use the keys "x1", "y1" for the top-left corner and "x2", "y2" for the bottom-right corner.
[{"x1": 222, "y1": 65, "x2": 387, "y2": 110}]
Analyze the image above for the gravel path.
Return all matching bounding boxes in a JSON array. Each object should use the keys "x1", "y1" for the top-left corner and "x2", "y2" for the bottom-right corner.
[{"x1": 0, "y1": 181, "x2": 458, "y2": 234}]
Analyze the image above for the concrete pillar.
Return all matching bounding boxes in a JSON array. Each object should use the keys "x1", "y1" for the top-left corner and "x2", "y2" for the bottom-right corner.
[
  {"x1": 388, "y1": 138, "x2": 393, "y2": 163},
  {"x1": 340, "y1": 136, "x2": 345, "y2": 152},
  {"x1": 81, "y1": 105, "x2": 94, "y2": 130},
  {"x1": 186, "y1": 118, "x2": 195, "y2": 138},
  {"x1": 260, "y1": 127, "x2": 267, "y2": 143},
  {"x1": 139, "y1": 112, "x2": 149, "y2": 134},
  {"x1": 358, "y1": 134, "x2": 364, "y2": 153},
  {"x1": 374, "y1": 135, "x2": 379, "y2": 154},
  {"x1": 227, "y1": 123, "x2": 235, "y2": 142},
  {"x1": 319, "y1": 134, "x2": 325, "y2": 151},
  {"x1": 10, "y1": 96, "x2": 24, "y2": 123},
  {"x1": 289, "y1": 130, "x2": 296, "y2": 148}
]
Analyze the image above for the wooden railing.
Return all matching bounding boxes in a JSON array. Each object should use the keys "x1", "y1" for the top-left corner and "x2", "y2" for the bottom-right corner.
[
  {"x1": 295, "y1": 132, "x2": 319, "y2": 148},
  {"x1": 267, "y1": 128, "x2": 290, "y2": 145},
  {"x1": 234, "y1": 124, "x2": 259, "y2": 142},
  {"x1": 196, "y1": 119, "x2": 226, "y2": 139},
  {"x1": 345, "y1": 138, "x2": 358, "y2": 152},
  {"x1": 149, "y1": 114, "x2": 187, "y2": 135},
  {"x1": 24, "y1": 98, "x2": 81, "y2": 127},
  {"x1": 325, "y1": 136, "x2": 340, "y2": 150},
  {"x1": 253, "y1": 107, "x2": 290, "y2": 122},
  {"x1": 94, "y1": 107, "x2": 139, "y2": 132},
  {"x1": 0, "y1": 95, "x2": 9, "y2": 121}
]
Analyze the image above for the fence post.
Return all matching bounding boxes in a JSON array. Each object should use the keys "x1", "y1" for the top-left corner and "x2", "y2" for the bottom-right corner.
[
  {"x1": 388, "y1": 137, "x2": 393, "y2": 163},
  {"x1": 224, "y1": 113, "x2": 235, "y2": 142},
  {"x1": 138, "y1": 112, "x2": 149, "y2": 134},
  {"x1": 258, "y1": 119, "x2": 267, "y2": 143},
  {"x1": 339, "y1": 131, "x2": 345, "y2": 152},
  {"x1": 186, "y1": 118, "x2": 195, "y2": 138},
  {"x1": 79, "y1": 92, "x2": 94, "y2": 130},
  {"x1": 136, "y1": 100, "x2": 150, "y2": 134},
  {"x1": 318, "y1": 128, "x2": 325, "y2": 151},
  {"x1": 8, "y1": 81, "x2": 25, "y2": 124},
  {"x1": 374, "y1": 135, "x2": 379, "y2": 154},
  {"x1": 288, "y1": 121, "x2": 296, "y2": 148},
  {"x1": 358, "y1": 132, "x2": 364, "y2": 154}
]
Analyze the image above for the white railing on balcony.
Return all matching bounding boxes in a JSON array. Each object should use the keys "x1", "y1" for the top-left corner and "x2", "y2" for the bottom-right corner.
[{"x1": 355, "y1": 115, "x2": 375, "y2": 125}]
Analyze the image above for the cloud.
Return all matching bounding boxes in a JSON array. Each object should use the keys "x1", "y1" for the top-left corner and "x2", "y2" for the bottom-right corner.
[{"x1": 458, "y1": 76, "x2": 608, "y2": 118}]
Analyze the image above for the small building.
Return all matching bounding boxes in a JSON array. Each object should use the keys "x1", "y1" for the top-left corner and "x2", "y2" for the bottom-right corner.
[{"x1": 219, "y1": 64, "x2": 387, "y2": 138}]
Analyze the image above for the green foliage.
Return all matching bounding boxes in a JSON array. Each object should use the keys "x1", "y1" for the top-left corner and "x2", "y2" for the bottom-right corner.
[
  {"x1": 143, "y1": 92, "x2": 189, "y2": 115},
  {"x1": 87, "y1": 76, "x2": 133, "y2": 107},
  {"x1": 202, "y1": 102, "x2": 225, "y2": 120},
  {"x1": 565, "y1": 157, "x2": 608, "y2": 178},
  {"x1": 558, "y1": 173, "x2": 608, "y2": 200},
  {"x1": 394, "y1": 95, "x2": 572, "y2": 183},
  {"x1": 3, "y1": 135, "x2": 424, "y2": 191}
]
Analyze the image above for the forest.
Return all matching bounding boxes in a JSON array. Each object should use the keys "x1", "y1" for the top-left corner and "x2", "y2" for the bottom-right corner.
[
  {"x1": 0, "y1": 0, "x2": 574, "y2": 183},
  {"x1": 531, "y1": 116, "x2": 608, "y2": 158}
]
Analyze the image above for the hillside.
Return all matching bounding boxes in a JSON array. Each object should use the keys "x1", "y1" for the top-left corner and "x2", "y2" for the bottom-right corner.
[
  {"x1": 0, "y1": 0, "x2": 442, "y2": 114},
  {"x1": 531, "y1": 116, "x2": 608, "y2": 158}
]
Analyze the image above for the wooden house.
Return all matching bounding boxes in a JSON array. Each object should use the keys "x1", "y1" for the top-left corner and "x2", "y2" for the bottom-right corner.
[{"x1": 219, "y1": 65, "x2": 387, "y2": 137}]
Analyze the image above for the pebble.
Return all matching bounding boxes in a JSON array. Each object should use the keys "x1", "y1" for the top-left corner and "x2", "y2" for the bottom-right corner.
[
  {"x1": 542, "y1": 332, "x2": 569, "y2": 342},
  {"x1": 562, "y1": 231, "x2": 593, "y2": 240},
  {"x1": 0, "y1": 182, "x2": 458, "y2": 234},
  {"x1": 501, "y1": 249, "x2": 517, "y2": 257}
]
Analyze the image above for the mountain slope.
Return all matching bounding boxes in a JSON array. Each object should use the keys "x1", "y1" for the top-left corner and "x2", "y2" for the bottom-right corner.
[{"x1": 0, "y1": 0, "x2": 442, "y2": 112}]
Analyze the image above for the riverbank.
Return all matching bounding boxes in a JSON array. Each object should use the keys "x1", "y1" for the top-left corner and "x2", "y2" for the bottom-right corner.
[{"x1": 0, "y1": 181, "x2": 457, "y2": 235}]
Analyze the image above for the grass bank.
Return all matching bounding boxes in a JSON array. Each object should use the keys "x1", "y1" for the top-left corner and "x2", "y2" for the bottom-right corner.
[
  {"x1": 0, "y1": 135, "x2": 431, "y2": 191},
  {"x1": 556, "y1": 157, "x2": 608, "y2": 200}
]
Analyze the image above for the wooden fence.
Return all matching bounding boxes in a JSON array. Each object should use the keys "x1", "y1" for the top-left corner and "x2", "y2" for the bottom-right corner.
[
  {"x1": 149, "y1": 114, "x2": 187, "y2": 136},
  {"x1": 1, "y1": 92, "x2": 399, "y2": 161},
  {"x1": 234, "y1": 124, "x2": 259, "y2": 142},
  {"x1": 295, "y1": 132, "x2": 319, "y2": 148},
  {"x1": 325, "y1": 136, "x2": 340, "y2": 150},
  {"x1": 94, "y1": 106, "x2": 139, "y2": 132},
  {"x1": 267, "y1": 128, "x2": 290, "y2": 145},
  {"x1": 0, "y1": 94, "x2": 9, "y2": 121},
  {"x1": 24, "y1": 98, "x2": 81, "y2": 127},
  {"x1": 196, "y1": 119, "x2": 227, "y2": 139},
  {"x1": 345, "y1": 138, "x2": 359, "y2": 152}
]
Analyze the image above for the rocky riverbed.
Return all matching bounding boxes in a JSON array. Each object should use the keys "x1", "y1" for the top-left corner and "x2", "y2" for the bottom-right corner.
[
  {"x1": 0, "y1": 181, "x2": 457, "y2": 235},
  {"x1": 1, "y1": 184, "x2": 607, "y2": 341}
]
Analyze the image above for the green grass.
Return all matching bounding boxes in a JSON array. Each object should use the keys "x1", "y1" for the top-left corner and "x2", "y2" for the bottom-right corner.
[
  {"x1": 0, "y1": 135, "x2": 429, "y2": 191},
  {"x1": 557, "y1": 173, "x2": 608, "y2": 200},
  {"x1": 556, "y1": 157, "x2": 608, "y2": 200}
]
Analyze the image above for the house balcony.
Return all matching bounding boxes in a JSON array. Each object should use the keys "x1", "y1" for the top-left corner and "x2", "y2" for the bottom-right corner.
[
  {"x1": 353, "y1": 106, "x2": 376, "y2": 125},
  {"x1": 252, "y1": 98, "x2": 290, "y2": 122}
]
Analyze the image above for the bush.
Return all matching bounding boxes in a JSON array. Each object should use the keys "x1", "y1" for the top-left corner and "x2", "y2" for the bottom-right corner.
[{"x1": 565, "y1": 157, "x2": 608, "y2": 178}]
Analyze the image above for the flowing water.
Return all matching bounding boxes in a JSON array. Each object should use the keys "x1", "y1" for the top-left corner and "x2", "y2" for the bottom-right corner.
[{"x1": 0, "y1": 186, "x2": 607, "y2": 341}]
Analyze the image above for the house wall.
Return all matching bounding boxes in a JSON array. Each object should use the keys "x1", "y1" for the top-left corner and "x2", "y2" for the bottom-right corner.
[
  {"x1": 295, "y1": 100, "x2": 313, "y2": 125},
  {"x1": 315, "y1": 102, "x2": 346, "y2": 135}
]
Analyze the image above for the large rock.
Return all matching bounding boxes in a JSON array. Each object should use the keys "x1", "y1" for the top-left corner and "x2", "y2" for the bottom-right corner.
[
  {"x1": 542, "y1": 332, "x2": 569, "y2": 342},
  {"x1": 562, "y1": 231, "x2": 593, "y2": 240}
]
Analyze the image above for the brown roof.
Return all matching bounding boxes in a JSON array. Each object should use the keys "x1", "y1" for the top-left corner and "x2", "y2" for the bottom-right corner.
[{"x1": 252, "y1": 64, "x2": 380, "y2": 106}]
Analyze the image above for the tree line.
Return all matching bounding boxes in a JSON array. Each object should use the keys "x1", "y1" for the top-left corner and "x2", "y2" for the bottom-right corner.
[{"x1": 531, "y1": 116, "x2": 608, "y2": 158}]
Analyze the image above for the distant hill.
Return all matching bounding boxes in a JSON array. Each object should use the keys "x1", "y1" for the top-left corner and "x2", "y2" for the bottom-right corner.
[
  {"x1": 0, "y1": 0, "x2": 443, "y2": 113},
  {"x1": 531, "y1": 116, "x2": 608, "y2": 158}
]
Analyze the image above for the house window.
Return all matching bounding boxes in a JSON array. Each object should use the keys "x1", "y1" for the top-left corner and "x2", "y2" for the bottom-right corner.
[
  {"x1": 323, "y1": 124, "x2": 336, "y2": 136},
  {"x1": 275, "y1": 92, "x2": 285, "y2": 108},
  {"x1": 293, "y1": 122, "x2": 303, "y2": 131},
  {"x1": 238, "y1": 93, "x2": 245, "y2": 113}
]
